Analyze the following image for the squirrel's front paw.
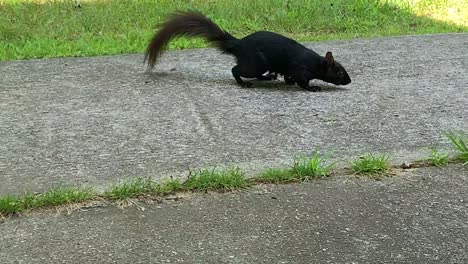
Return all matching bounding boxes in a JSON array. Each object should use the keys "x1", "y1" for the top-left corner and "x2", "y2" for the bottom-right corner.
[{"x1": 284, "y1": 76, "x2": 295, "y2": 85}]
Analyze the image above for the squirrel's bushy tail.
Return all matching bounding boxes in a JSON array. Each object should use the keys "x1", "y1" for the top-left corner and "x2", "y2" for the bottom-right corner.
[{"x1": 144, "y1": 11, "x2": 238, "y2": 68}]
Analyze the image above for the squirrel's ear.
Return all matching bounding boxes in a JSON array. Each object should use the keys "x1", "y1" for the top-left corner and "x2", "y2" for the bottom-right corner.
[{"x1": 325, "y1": 51, "x2": 334, "y2": 65}]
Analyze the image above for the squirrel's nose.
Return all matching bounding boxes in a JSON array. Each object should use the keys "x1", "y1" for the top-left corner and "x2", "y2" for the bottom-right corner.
[{"x1": 344, "y1": 76, "x2": 351, "y2": 85}]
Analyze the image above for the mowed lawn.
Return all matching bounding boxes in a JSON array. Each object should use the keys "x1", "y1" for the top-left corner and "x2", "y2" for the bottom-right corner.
[{"x1": 0, "y1": 0, "x2": 467, "y2": 61}]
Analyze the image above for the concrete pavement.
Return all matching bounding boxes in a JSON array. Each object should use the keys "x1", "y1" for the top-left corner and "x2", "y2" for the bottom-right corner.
[
  {"x1": 1, "y1": 33, "x2": 467, "y2": 195},
  {"x1": 0, "y1": 33, "x2": 468, "y2": 264},
  {"x1": 1, "y1": 164, "x2": 467, "y2": 263}
]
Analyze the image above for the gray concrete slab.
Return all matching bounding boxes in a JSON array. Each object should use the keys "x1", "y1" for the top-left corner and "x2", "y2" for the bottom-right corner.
[
  {"x1": 1, "y1": 164, "x2": 467, "y2": 263},
  {"x1": 1, "y1": 33, "x2": 467, "y2": 195}
]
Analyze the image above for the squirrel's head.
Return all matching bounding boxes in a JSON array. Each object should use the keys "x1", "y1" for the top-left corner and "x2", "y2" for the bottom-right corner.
[{"x1": 319, "y1": 51, "x2": 351, "y2": 86}]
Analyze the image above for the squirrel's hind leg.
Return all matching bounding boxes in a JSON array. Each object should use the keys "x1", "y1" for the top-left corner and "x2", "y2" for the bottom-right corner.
[
  {"x1": 232, "y1": 66, "x2": 252, "y2": 88},
  {"x1": 231, "y1": 64, "x2": 267, "y2": 88},
  {"x1": 284, "y1": 75, "x2": 295, "y2": 85}
]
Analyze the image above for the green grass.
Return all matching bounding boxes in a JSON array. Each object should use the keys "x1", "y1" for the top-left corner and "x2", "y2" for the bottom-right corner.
[
  {"x1": 0, "y1": 187, "x2": 94, "y2": 215},
  {"x1": 427, "y1": 149, "x2": 449, "y2": 167},
  {"x1": 104, "y1": 177, "x2": 184, "y2": 199},
  {"x1": 255, "y1": 152, "x2": 334, "y2": 183},
  {"x1": 445, "y1": 131, "x2": 468, "y2": 164},
  {"x1": 184, "y1": 168, "x2": 249, "y2": 191},
  {"x1": 0, "y1": 153, "x2": 332, "y2": 215},
  {"x1": 291, "y1": 153, "x2": 335, "y2": 179},
  {"x1": 0, "y1": 196, "x2": 23, "y2": 215},
  {"x1": 2, "y1": 140, "x2": 466, "y2": 216},
  {"x1": 256, "y1": 168, "x2": 298, "y2": 183},
  {"x1": 103, "y1": 169, "x2": 248, "y2": 200},
  {"x1": 351, "y1": 153, "x2": 390, "y2": 174},
  {"x1": 1, "y1": 0, "x2": 466, "y2": 60},
  {"x1": 0, "y1": 169, "x2": 247, "y2": 215},
  {"x1": 104, "y1": 178, "x2": 159, "y2": 200},
  {"x1": 157, "y1": 178, "x2": 184, "y2": 195}
]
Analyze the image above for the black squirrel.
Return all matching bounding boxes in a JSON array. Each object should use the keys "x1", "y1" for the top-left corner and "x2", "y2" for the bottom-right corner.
[{"x1": 144, "y1": 11, "x2": 351, "y2": 91}]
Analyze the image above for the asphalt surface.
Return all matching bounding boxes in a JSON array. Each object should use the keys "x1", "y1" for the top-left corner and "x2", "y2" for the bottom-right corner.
[
  {"x1": 1, "y1": 164, "x2": 467, "y2": 263},
  {"x1": 1, "y1": 33, "x2": 467, "y2": 195},
  {"x1": 0, "y1": 33, "x2": 467, "y2": 263}
]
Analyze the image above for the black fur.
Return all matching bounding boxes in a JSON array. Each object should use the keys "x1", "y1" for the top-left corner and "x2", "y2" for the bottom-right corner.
[{"x1": 145, "y1": 11, "x2": 351, "y2": 91}]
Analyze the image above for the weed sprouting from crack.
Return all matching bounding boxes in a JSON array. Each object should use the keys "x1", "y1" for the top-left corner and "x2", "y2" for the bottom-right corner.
[
  {"x1": 445, "y1": 131, "x2": 468, "y2": 165},
  {"x1": 184, "y1": 168, "x2": 250, "y2": 192},
  {"x1": 254, "y1": 151, "x2": 334, "y2": 183},
  {"x1": 351, "y1": 153, "x2": 390, "y2": 175},
  {"x1": 427, "y1": 149, "x2": 449, "y2": 167}
]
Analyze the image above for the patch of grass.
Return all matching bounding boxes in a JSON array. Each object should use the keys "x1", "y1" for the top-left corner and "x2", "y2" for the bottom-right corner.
[
  {"x1": 0, "y1": 0, "x2": 466, "y2": 60},
  {"x1": 33, "y1": 187, "x2": 94, "y2": 207},
  {"x1": 291, "y1": 152, "x2": 335, "y2": 179},
  {"x1": 1, "y1": 169, "x2": 249, "y2": 215},
  {"x1": 351, "y1": 153, "x2": 390, "y2": 174},
  {"x1": 85, "y1": 168, "x2": 250, "y2": 200},
  {"x1": 254, "y1": 152, "x2": 334, "y2": 183},
  {"x1": 104, "y1": 177, "x2": 185, "y2": 199},
  {"x1": 0, "y1": 187, "x2": 94, "y2": 215},
  {"x1": 1, "y1": 140, "x2": 465, "y2": 216},
  {"x1": 445, "y1": 131, "x2": 468, "y2": 164},
  {"x1": 255, "y1": 168, "x2": 297, "y2": 183},
  {"x1": 0, "y1": 195, "x2": 22, "y2": 215},
  {"x1": 157, "y1": 178, "x2": 184, "y2": 195},
  {"x1": 427, "y1": 149, "x2": 449, "y2": 167},
  {"x1": 104, "y1": 178, "x2": 158, "y2": 200},
  {"x1": 184, "y1": 168, "x2": 249, "y2": 192}
]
